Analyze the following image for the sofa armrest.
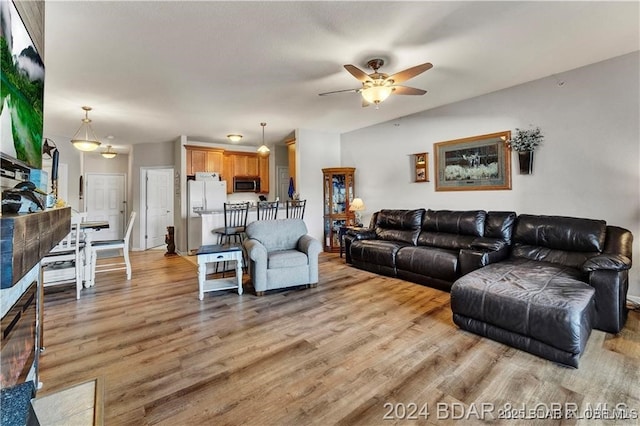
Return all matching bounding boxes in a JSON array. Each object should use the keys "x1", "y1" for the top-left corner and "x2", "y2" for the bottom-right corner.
[
  {"x1": 459, "y1": 243, "x2": 511, "y2": 276},
  {"x1": 244, "y1": 239, "x2": 267, "y2": 263},
  {"x1": 243, "y1": 239, "x2": 268, "y2": 292},
  {"x1": 583, "y1": 254, "x2": 631, "y2": 333},
  {"x1": 583, "y1": 254, "x2": 631, "y2": 272},
  {"x1": 298, "y1": 235, "x2": 322, "y2": 257},
  {"x1": 588, "y1": 269, "x2": 629, "y2": 333},
  {"x1": 298, "y1": 235, "x2": 322, "y2": 284},
  {"x1": 343, "y1": 229, "x2": 377, "y2": 264},
  {"x1": 348, "y1": 228, "x2": 377, "y2": 241},
  {"x1": 470, "y1": 237, "x2": 509, "y2": 251}
]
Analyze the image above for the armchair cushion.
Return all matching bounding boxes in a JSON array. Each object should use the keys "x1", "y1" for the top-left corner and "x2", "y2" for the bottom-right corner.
[{"x1": 269, "y1": 250, "x2": 308, "y2": 269}]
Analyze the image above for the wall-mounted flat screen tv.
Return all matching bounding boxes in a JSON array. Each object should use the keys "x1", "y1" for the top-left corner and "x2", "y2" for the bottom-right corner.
[{"x1": 0, "y1": 0, "x2": 45, "y2": 170}]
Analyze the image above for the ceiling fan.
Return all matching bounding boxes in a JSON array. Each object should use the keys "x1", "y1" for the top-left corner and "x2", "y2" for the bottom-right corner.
[{"x1": 319, "y1": 58, "x2": 433, "y2": 108}]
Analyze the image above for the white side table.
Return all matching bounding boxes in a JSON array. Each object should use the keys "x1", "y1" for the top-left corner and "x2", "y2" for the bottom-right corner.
[{"x1": 196, "y1": 244, "x2": 243, "y2": 300}]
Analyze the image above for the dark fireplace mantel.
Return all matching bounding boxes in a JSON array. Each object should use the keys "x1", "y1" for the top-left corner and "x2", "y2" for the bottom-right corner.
[{"x1": 1, "y1": 207, "x2": 71, "y2": 288}]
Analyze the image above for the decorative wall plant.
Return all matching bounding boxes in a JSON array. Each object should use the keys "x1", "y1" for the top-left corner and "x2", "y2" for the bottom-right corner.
[{"x1": 507, "y1": 126, "x2": 544, "y2": 174}]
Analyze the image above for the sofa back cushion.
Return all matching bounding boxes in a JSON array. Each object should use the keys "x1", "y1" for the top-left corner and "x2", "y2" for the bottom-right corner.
[
  {"x1": 374, "y1": 209, "x2": 424, "y2": 245},
  {"x1": 484, "y1": 211, "x2": 517, "y2": 243},
  {"x1": 422, "y1": 210, "x2": 486, "y2": 236},
  {"x1": 511, "y1": 215, "x2": 606, "y2": 268},
  {"x1": 417, "y1": 210, "x2": 486, "y2": 250}
]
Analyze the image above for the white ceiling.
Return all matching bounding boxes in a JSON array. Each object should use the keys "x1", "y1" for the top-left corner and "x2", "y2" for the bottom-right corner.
[{"x1": 42, "y1": 1, "x2": 639, "y2": 152}]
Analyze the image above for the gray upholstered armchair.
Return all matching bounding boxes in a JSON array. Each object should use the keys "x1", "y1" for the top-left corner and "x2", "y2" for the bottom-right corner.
[{"x1": 243, "y1": 218, "x2": 322, "y2": 295}]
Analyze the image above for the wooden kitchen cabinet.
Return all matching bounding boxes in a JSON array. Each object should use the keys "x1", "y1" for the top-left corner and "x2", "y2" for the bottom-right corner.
[
  {"x1": 185, "y1": 145, "x2": 269, "y2": 194},
  {"x1": 222, "y1": 151, "x2": 269, "y2": 194},
  {"x1": 187, "y1": 149, "x2": 206, "y2": 175},
  {"x1": 185, "y1": 146, "x2": 224, "y2": 176},
  {"x1": 231, "y1": 152, "x2": 259, "y2": 177},
  {"x1": 223, "y1": 155, "x2": 234, "y2": 194},
  {"x1": 207, "y1": 150, "x2": 224, "y2": 174},
  {"x1": 258, "y1": 154, "x2": 269, "y2": 193}
]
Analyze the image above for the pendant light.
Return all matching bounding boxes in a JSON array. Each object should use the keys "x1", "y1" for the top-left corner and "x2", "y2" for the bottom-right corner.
[
  {"x1": 101, "y1": 145, "x2": 117, "y2": 159},
  {"x1": 257, "y1": 122, "x2": 270, "y2": 154},
  {"x1": 70, "y1": 106, "x2": 101, "y2": 151}
]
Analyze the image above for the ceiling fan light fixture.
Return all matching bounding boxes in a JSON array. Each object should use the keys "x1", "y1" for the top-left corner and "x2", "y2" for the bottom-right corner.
[
  {"x1": 71, "y1": 106, "x2": 102, "y2": 151},
  {"x1": 101, "y1": 145, "x2": 117, "y2": 159},
  {"x1": 361, "y1": 84, "x2": 393, "y2": 105},
  {"x1": 257, "y1": 122, "x2": 270, "y2": 154},
  {"x1": 227, "y1": 134, "x2": 243, "y2": 142}
]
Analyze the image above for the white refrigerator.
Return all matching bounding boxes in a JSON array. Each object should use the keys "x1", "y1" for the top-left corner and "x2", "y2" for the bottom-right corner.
[{"x1": 187, "y1": 180, "x2": 227, "y2": 253}]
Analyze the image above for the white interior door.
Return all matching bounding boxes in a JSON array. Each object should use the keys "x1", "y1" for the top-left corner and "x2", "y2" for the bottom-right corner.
[
  {"x1": 146, "y1": 168, "x2": 174, "y2": 248},
  {"x1": 85, "y1": 173, "x2": 125, "y2": 240},
  {"x1": 277, "y1": 166, "x2": 289, "y2": 200}
]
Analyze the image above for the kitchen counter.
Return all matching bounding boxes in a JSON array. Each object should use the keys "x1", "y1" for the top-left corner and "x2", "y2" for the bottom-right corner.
[{"x1": 0, "y1": 381, "x2": 36, "y2": 426}]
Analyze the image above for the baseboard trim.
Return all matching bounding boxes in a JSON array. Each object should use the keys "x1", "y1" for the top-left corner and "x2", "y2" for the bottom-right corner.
[{"x1": 627, "y1": 295, "x2": 640, "y2": 310}]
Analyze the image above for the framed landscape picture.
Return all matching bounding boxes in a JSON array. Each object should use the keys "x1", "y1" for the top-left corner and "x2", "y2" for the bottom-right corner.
[{"x1": 434, "y1": 131, "x2": 511, "y2": 191}]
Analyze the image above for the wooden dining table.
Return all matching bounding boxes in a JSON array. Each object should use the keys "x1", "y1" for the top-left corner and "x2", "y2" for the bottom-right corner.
[{"x1": 79, "y1": 221, "x2": 110, "y2": 288}]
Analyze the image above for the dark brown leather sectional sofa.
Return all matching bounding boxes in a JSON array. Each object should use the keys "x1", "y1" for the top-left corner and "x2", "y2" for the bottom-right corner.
[{"x1": 344, "y1": 209, "x2": 633, "y2": 368}]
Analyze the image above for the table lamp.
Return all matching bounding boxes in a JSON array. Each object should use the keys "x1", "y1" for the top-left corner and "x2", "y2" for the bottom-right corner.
[{"x1": 349, "y1": 198, "x2": 366, "y2": 226}]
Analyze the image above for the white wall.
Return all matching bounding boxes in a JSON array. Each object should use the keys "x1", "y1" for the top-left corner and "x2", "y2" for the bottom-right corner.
[
  {"x1": 296, "y1": 128, "x2": 342, "y2": 243},
  {"x1": 340, "y1": 52, "x2": 640, "y2": 297},
  {"x1": 39, "y1": 134, "x2": 83, "y2": 211}
]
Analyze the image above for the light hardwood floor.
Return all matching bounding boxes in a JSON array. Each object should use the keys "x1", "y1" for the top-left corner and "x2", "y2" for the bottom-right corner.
[{"x1": 39, "y1": 251, "x2": 640, "y2": 425}]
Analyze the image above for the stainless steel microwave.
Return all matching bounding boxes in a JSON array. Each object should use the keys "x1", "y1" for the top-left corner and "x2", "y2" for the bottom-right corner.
[{"x1": 233, "y1": 176, "x2": 260, "y2": 192}]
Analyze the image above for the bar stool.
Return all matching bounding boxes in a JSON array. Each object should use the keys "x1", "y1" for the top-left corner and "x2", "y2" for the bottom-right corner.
[
  {"x1": 286, "y1": 199, "x2": 306, "y2": 219},
  {"x1": 256, "y1": 200, "x2": 279, "y2": 220},
  {"x1": 212, "y1": 202, "x2": 249, "y2": 274}
]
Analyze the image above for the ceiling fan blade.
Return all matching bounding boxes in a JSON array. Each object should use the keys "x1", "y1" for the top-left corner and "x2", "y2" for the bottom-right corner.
[
  {"x1": 318, "y1": 88, "x2": 361, "y2": 96},
  {"x1": 388, "y1": 62, "x2": 433, "y2": 85},
  {"x1": 393, "y1": 86, "x2": 427, "y2": 95},
  {"x1": 344, "y1": 64, "x2": 372, "y2": 83},
  {"x1": 361, "y1": 98, "x2": 371, "y2": 108}
]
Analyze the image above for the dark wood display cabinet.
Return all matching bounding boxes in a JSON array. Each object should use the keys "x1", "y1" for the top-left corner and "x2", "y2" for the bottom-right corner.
[{"x1": 322, "y1": 167, "x2": 356, "y2": 252}]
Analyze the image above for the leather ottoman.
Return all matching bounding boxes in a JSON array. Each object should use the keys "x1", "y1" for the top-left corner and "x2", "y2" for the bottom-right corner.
[{"x1": 451, "y1": 258, "x2": 595, "y2": 368}]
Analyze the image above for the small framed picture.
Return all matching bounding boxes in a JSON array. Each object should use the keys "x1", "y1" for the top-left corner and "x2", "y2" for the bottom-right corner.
[{"x1": 413, "y1": 153, "x2": 429, "y2": 182}]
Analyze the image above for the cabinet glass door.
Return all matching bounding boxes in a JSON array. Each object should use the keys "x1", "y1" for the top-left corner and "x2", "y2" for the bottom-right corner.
[
  {"x1": 322, "y1": 167, "x2": 356, "y2": 252},
  {"x1": 324, "y1": 174, "x2": 331, "y2": 215},
  {"x1": 332, "y1": 174, "x2": 347, "y2": 214}
]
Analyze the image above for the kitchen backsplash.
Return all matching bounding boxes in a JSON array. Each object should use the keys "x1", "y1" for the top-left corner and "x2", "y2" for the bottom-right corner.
[{"x1": 226, "y1": 192, "x2": 260, "y2": 206}]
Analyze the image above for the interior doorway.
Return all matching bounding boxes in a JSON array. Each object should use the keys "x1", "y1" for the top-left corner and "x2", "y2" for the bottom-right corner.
[
  {"x1": 276, "y1": 166, "x2": 290, "y2": 201},
  {"x1": 141, "y1": 167, "x2": 174, "y2": 249},
  {"x1": 85, "y1": 173, "x2": 126, "y2": 240}
]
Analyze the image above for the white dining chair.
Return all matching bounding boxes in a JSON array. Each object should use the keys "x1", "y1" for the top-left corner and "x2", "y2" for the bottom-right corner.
[
  {"x1": 41, "y1": 213, "x2": 85, "y2": 299},
  {"x1": 90, "y1": 211, "x2": 136, "y2": 282}
]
